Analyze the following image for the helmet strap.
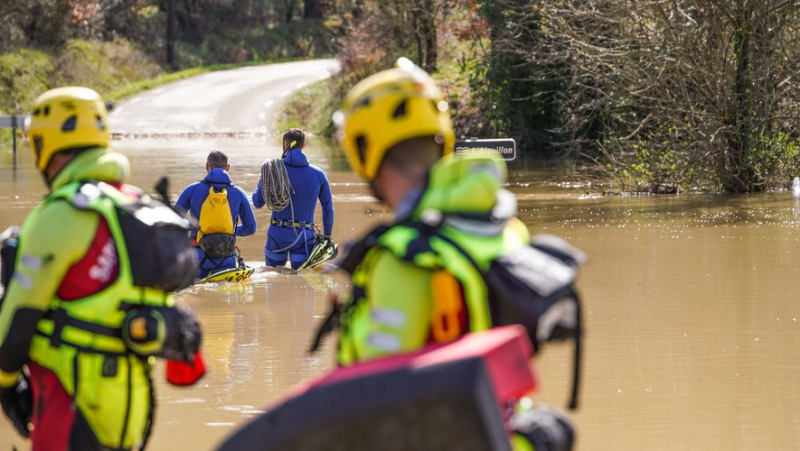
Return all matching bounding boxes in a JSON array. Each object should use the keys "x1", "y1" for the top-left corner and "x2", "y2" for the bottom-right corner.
[
  {"x1": 368, "y1": 179, "x2": 386, "y2": 203},
  {"x1": 42, "y1": 147, "x2": 89, "y2": 189}
]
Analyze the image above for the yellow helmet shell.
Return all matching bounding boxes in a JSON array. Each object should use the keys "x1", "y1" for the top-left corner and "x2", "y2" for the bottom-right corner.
[
  {"x1": 334, "y1": 58, "x2": 455, "y2": 181},
  {"x1": 27, "y1": 87, "x2": 110, "y2": 171}
]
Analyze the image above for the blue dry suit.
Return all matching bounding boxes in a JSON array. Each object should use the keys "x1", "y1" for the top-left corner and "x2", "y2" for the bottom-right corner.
[
  {"x1": 175, "y1": 167, "x2": 257, "y2": 278},
  {"x1": 252, "y1": 147, "x2": 334, "y2": 269}
]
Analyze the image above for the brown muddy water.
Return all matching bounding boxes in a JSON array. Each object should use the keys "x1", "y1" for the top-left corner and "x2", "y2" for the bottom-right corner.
[{"x1": 1, "y1": 138, "x2": 800, "y2": 451}]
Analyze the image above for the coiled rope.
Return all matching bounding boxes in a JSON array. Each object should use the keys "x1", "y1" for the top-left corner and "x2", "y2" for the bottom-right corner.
[
  {"x1": 260, "y1": 158, "x2": 294, "y2": 212},
  {"x1": 261, "y1": 158, "x2": 310, "y2": 255}
]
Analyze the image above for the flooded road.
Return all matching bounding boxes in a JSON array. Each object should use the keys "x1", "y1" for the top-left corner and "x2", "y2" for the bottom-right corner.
[
  {"x1": 2, "y1": 138, "x2": 800, "y2": 450},
  {"x1": 1, "y1": 62, "x2": 799, "y2": 449}
]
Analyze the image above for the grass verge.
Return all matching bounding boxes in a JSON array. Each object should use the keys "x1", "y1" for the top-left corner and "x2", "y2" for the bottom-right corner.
[{"x1": 276, "y1": 77, "x2": 339, "y2": 138}]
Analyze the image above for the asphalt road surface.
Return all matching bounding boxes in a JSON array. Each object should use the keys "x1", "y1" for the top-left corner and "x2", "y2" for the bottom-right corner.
[{"x1": 109, "y1": 59, "x2": 340, "y2": 138}]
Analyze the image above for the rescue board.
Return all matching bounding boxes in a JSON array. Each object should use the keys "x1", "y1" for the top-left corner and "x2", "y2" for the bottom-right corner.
[
  {"x1": 297, "y1": 236, "x2": 338, "y2": 271},
  {"x1": 201, "y1": 266, "x2": 255, "y2": 283},
  {"x1": 217, "y1": 325, "x2": 535, "y2": 451}
]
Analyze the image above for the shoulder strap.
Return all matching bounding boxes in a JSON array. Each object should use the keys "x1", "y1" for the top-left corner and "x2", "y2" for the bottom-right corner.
[
  {"x1": 46, "y1": 181, "x2": 106, "y2": 212},
  {"x1": 337, "y1": 223, "x2": 393, "y2": 274},
  {"x1": 336, "y1": 218, "x2": 449, "y2": 274}
]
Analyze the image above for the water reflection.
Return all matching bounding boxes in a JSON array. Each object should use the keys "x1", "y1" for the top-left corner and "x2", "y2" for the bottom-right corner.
[{"x1": 1, "y1": 139, "x2": 800, "y2": 450}]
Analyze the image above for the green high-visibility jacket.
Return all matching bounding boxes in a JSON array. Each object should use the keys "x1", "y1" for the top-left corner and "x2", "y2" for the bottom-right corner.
[
  {"x1": 0, "y1": 148, "x2": 172, "y2": 449},
  {"x1": 337, "y1": 153, "x2": 530, "y2": 365}
]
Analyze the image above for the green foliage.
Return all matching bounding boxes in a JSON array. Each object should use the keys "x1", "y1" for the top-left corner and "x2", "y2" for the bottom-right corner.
[
  {"x1": 277, "y1": 61, "x2": 382, "y2": 143},
  {"x1": 277, "y1": 79, "x2": 336, "y2": 137},
  {"x1": 0, "y1": 39, "x2": 163, "y2": 115},
  {"x1": 757, "y1": 133, "x2": 800, "y2": 183},
  {"x1": 55, "y1": 39, "x2": 162, "y2": 93},
  {"x1": 611, "y1": 119, "x2": 718, "y2": 193},
  {"x1": 0, "y1": 39, "x2": 162, "y2": 148},
  {"x1": 435, "y1": 57, "x2": 496, "y2": 140},
  {"x1": 0, "y1": 49, "x2": 54, "y2": 114}
]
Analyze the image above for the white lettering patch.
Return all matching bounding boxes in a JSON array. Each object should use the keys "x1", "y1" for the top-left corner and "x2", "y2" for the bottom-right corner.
[{"x1": 89, "y1": 240, "x2": 117, "y2": 282}]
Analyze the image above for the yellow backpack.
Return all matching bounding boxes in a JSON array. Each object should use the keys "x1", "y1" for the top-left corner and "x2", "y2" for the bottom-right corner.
[{"x1": 197, "y1": 185, "x2": 236, "y2": 258}]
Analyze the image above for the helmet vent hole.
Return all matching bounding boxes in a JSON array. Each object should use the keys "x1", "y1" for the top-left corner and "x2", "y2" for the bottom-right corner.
[
  {"x1": 96, "y1": 115, "x2": 106, "y2": 130},
  {"x1": 392, "y1": 100, "x2": 407, "y2": 119},
  {"x1": 62, "y1": 115, "x2": 77, "y2": 132},
  {"x1": 357, "y1": 96, "x2": 371, "y2": 108},
  {"x1": 355, "y1": 136, "x2": 368, "y2": 162},
  {"x1": 43, "y1": 106, "x2": 50, "y2": 116},
  {"x1": 32, "y1": 108, "x2": 40, "y2": 116}
]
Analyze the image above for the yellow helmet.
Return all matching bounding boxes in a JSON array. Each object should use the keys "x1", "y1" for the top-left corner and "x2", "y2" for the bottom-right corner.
[
  {"x1": 333, "y1": 58, "x2": 455, "y2": 181},
  {"x1": 27, "y1": 86, "x2": 110, "y2": 171}
]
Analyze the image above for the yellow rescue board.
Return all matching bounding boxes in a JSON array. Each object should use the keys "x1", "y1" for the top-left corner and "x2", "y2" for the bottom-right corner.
[{"x1": 201, "y1": 266, "x2": 255, "y2": 283}]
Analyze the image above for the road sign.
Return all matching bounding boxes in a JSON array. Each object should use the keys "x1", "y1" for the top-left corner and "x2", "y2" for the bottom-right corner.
[
  {"x1": 0, "y1": 115, "x2": 19, "y2": 129},
  {"x1": 455, "y1": 138, "x2": 516, "y2": 161}
]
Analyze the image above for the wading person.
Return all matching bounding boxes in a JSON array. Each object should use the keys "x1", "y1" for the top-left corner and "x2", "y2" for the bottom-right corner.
[
  {"x1": 175, "y1": 150, "x2": 257, "y2": 279},
  {"x1": 323, "y1": 59, "x2": 577, "y2": 450},
  {"x1": 252, "y1": 128, "x2": 334, "y2": 269},
  {"x1": 0, "y1": 87, "x2": 203, "y2": 450}
]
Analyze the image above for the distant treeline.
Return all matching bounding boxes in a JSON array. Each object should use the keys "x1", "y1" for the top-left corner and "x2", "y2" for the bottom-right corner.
[
  {"x1": 0, "y1": 0, "x2": 339, "y2": 67},
  {"x1": 3, "y1": 1, "x2": 799, "y2": 192},
  {"x1": 0, "y1": 0, "x2": 343, "y2": 114}
]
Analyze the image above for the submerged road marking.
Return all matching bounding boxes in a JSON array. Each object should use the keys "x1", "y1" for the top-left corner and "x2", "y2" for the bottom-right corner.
[
  {"x1": 279, "y1": 90, "x2": 291, "y2": 97},
  {"x1": 263, "y1": 100, "x2": 274, "y2": 108},
  {"x1": 258, "y1": 112, "x2": 266, "y2": 120}
]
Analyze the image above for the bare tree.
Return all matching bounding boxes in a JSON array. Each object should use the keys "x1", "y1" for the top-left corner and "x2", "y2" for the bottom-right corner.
[{"x1": 504, "y1": 0, "x2": 800, "y2": 192}]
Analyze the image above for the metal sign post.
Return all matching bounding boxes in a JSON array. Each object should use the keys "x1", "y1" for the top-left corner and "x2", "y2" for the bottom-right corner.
[
  {"x1": 0, "y1": 115, "x2": 20, "y2": 167},
  {"x1": 455, "y1": 138, "x2": 517, "y2": 161},
  {"x1": 11, "y1": 115, "x2": 17, "y2": 166}
]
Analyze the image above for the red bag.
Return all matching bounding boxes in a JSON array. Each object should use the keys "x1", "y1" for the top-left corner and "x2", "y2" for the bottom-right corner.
[{"x1": 166, "y1": 349, "x2": 207, "y2": 386}]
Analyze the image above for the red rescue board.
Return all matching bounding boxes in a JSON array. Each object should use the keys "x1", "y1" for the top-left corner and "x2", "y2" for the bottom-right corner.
[{"x1": 218, "y1": 326, "x2": 536, "y2": 451}]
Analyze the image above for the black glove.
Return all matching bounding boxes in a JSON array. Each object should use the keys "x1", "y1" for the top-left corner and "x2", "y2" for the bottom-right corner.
[
  {"x1": 122, "y1": 306, "x2": 202, "y2": 363},
  {"x1": 0, "y1": 375, "x2": 33, "y2": 438},
  {"x1": 511, "y1": 403, "x2": 574, "y2": 451},
  {"x1": 160, "y1": 306, "x2": 202, "y2": 363}
]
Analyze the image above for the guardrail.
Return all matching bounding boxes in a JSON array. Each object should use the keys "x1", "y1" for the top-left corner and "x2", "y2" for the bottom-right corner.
[{"x1": 0, "y1": 115, "x2": 23, "y2": 165}]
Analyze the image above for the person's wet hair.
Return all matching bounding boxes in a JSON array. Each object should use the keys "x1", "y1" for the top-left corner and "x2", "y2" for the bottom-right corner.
[
  {"x1": 283, "y1": 128, "x2": 305, "y2": 149},
  {"x1": 207, "y1": 150, "x2": 228, "y2": 169}
]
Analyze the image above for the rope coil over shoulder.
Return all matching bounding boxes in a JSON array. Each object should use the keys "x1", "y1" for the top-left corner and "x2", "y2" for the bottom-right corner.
[{"x1": 260, "y1": 159, "x2": 294, "y2": 212}]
